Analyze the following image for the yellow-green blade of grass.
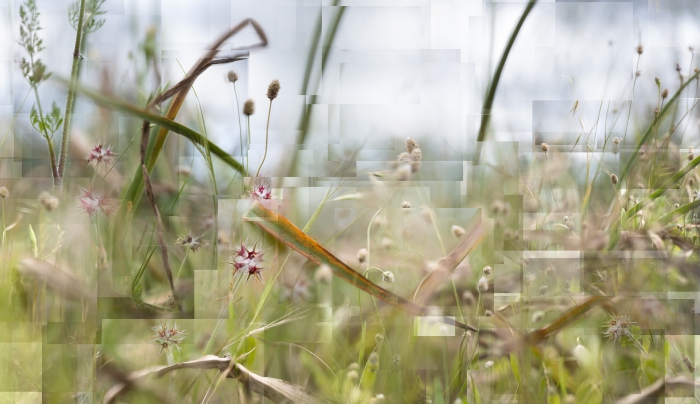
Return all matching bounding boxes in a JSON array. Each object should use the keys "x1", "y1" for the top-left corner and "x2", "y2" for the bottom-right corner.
[{"x1": 243, "y1": 201, "x2": 478, "y2": 332}]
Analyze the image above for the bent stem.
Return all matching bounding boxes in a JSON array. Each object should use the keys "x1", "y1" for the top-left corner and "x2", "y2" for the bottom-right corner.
[{"x1": 56, "y1": 0, "x2": 87, "y2": 187}]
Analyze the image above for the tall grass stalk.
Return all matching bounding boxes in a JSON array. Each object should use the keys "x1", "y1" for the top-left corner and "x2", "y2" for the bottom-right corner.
[{"x1": 56, "y1": 0, "x2": 87, "y2": 187}]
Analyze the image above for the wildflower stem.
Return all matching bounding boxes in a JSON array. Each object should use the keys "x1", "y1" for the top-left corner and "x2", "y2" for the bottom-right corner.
[
  {"x1": 255, "y1": 100, "x2": 273, "y2": 178},
  {"x1": 174, "y1": 249, "x2": 189, "y2": 285},
  {"x1": 56, "y1": 0, "x2": 87, "y2": 187}
]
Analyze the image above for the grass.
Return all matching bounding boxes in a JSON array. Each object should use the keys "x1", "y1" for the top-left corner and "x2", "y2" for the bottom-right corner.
[{"x1": 2, "y1": 1, "x2": 700, "y2": 403}]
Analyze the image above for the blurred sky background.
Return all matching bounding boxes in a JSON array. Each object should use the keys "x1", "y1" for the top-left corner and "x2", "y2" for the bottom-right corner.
[{"x1": 1, "y1": 0, "x2": 700, "y2": 183}]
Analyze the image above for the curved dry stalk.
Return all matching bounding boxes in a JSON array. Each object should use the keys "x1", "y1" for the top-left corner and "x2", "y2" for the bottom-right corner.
[
  {"x1": 243, "y1": 200, "x2": 478, "y2": 332},
  {"x1": 102, "y1": 355, "x2": 324, "y2": 404}
]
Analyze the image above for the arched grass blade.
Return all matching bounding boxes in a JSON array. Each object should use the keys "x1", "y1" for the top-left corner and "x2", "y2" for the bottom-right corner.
[{"x1": 242, "y1": 201, "x2": 478, "y2": 332}]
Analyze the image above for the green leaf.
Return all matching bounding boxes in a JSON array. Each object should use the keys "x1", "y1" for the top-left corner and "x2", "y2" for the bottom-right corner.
[{"x1": 510, "y1": 354, "x2": 521, "y2": 384}]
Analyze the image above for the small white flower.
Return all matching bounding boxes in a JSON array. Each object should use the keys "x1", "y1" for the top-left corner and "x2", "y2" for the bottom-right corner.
[
  {"x1": 477, "y1": 276, "x2": 489, "y2": 292},
  {"x1": 483, "y1": 266, "x2": 493, "y2": 275},
  {"x1": 402, "y1": 200, "x2": 411, "y2": 208},
  {"x1": 484, "y1": 360, "x2": 494, "y2": 369}
]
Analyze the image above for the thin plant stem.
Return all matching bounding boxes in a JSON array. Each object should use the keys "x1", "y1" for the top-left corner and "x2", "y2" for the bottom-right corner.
[
  {"x1": 255, "y1": 100, "x2": 273, "y2": 177},
  {"x1": 233, "y1": 82, "x2": 243, "y2": 172},
  {"x1": 56, "y1": 0, "x2": 87, "y2": 187}
]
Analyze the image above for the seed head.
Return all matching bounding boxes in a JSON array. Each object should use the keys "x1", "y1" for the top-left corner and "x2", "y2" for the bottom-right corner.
[
  {"x1": 655, "y1": 76, "x2": 661, "y2": 86},
  {"x1": 484, "y1": 360, "x2": 494, "y2": 369},
  {"x1": 662, "y1": 88, "x2": 669, "y2": 99},
  {"x1": 151, "y1": 322, "x2": 187, "y2": 355},
  {"x1": 227, "y1": 70, "x2": 238, "y2": 83},
  {"x1": 541, "y1": 142, "x2": 549, "y2": 152},
  {"x1": 544, "y1": 266, "x2": 554, "y2": 277},
  {"x1": 451, "y1": 225, "x2": 465, "y2": 238},
  {"x1": 266, "y1": 79, "x2": 281, "y2": 100},
  {"x1": 477, "y1": 276, "x2": 489, "y2": 292},
  {"x1": 401, "y1": 200, "x2": 411, "y2": 208},
  {"x1": 483, "y1": 266, "x2": 493, "y2": 275},
  {"x1": 676, "y1": 63, "x2": 682, "y2": 72},
  {"x1": 77, "y1": 188, "x2": 114, "y2": 217},
  {"x1": 176, "y1": 232, "x2": 203, "y2": 252},
  {"x1": 538, "y1": 285, "x2": 548, "y2": 295},
  {"x1": 524, "y1": 272, "x2": 535, "y2": 286},
  {"x1": 357, "y1": 248, "x2": 368, "y2": 263},
  {"x1": 531, "y1": 311, "x2": 544, "y2": 322},
  {"x1": 613, "y1": 137, "x2": 620, "y2": 145},
  {"x1": 382, "y1": 271, "x2": 395, "y2": 283},
  {"x1": 491, "y1": 200, "x2": 504, "y2": 214},
  {"x1": 602, "y1": 314, "x2": 635, "y2": 345},
  {"x1": 675, "y1": 203, "x2": 680, "y2": 209},
  {"x1": 314, "y1": 264, "x2": 333, "y2": 284},
  {"x1": 636, "y1": 44, "x2": 644, "y2": 55},
  {"x1": 0, "y1": 187, "x2": 9, "y2": 199},
  {"x1": 243, "y1": 99, "x2": 255, "y2": 116},
  {"x1": 406, "y1": 137, "x2": 419, "y2": 153},
  {"x1": 38, "y1": 191, "x2": 59, "y2": 212},
  {"x1": 562, "y1": 215, "x2": 569, "y2": 224},
  {"x1": 610, "y1": 173, "x2": 619, "y2": 185},
  {"x1": 484, "y1": 310, "x2": 493, "y2": 317}
]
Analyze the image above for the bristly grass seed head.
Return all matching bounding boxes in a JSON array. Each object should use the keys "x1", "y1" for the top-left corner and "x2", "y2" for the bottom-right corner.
[
  {"x1": 267, "y1": 79, "x2": 281, "y2": 100},
  {"x1": 243, "y1": 99, "x2": 255, "y2": 116}
]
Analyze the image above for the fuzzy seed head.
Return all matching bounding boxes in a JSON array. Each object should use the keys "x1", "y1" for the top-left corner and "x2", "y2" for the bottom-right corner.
[
  {"x1": 401, "y1": 200, "x2": 411, "y2": 208},
  {"x1": 382, "y1": 271, "x2": 395, "y2": 283},
  {"x1": 38, "y1": 191, "x2": 59, "y2": 212},
  {"x1": 0, "y1": 187, "x2": 9, "y2": 199},
  {"x1": 451, "y1": 225, "x2": 465, "y2": 238},
  {"x1": 477, "y1": 276, "x2": 489, "y2": 292},
  {"x1": 266, "y1": 79, "x2": 281, "y2": 100},
  {"x1": 483, "y1": 266, "x2": 493, "y2": 275},
  {"x1": 544, "y1": 266, "x2": 554, "y2": 277},
  {"x1": 610, "y1": 173, "x2": 619, "y2": 185},
  {"x1": 314, "y1": 264, "x2": 333, "y2": 284},
  {"x1": 406, "y1": 137, "x2": 419, "y2": 153},
  {"x1": 541, "y1": 142, "x2": 549, "y2": 152},
  {"x1": 227, "y1": 70, "x2": 238, "y2": 83},
  {"x1": 243, "y1": 99, "x2": 255, "y2": 116},
  {"x1": 655, "y1": 76, "x2": 661, "y2": 86},
  {"x1": 613, "y1": 137, "x2": 620, "y2": 145},
  {"x1": 538, "y1": 285, "x2": 548, "y2": 295},
  {"x1": 484, "y1": 360, "x2": 494, "y2": 369},
  {"x1": 176, "y1": 232, "x2": 202, "y2": 252},
  {"x1": 603, "y1": 314, "x2": 635, "y2": 345},
  {"x1": 662, "y1": 88, "x2": 669, "y2": 99},
  {"x1": 636, "y1": 44, "x2": 644, "y2": 55},
  {"x1": 357, "y1": 248, "x2": 368, "y2": 263}
]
